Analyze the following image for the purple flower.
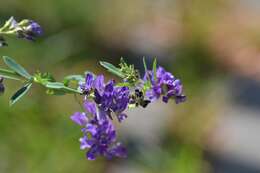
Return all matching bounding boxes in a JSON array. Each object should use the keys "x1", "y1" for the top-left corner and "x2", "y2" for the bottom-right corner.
[
  {"x1": 26, "y1": 21, "x2": 43, "y2": 36},
  {"x1": 9, "y1": 17, "x2": 43, "y2": 41},
  {"x1": 71, "y1": 68, "x2": 185, "y2": 160},
  {"x1": 94, "y1": 80, "x2": 130, "y2": 121},
  {"x1": 80, "y1": 73, "x2": 104, "y2": 94},
  {"x1": 71, "y1": 100, "x2": 127, "y2": 160},
  {"x1": 144, "y1": 66, "x2": 186, "y2": 104},
  {"x1": 117, "y1": 113, "x2": 127, "y2": 122},
  {"x1": 18, "y1": 20, "x2": 43, "y2": 41},
  {"x1": 70, "y1": 112, "x2": 88, "y2": 126},
  {"x1": 82, "y1": 73, "x2": 130, "y2": 122}
]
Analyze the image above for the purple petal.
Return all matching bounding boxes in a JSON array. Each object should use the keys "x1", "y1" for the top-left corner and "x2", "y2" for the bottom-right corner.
[
  {"x1": 27, "y1": 21, "x2": 43, "y2": 36},
  {"x1": 84, "y1": 100, "x2": 97, "y2": 115},
  {"x1": 94, "y1": 89, "x2": 102, "y2": 104},
  {"x1": 94, "y1": 75, "x2": 105, "y2": 93},
  {"x1": 85, "y1": 123, "x2": 97, "y2": 135},
  {"x1": 85, "y1": 73, "x2": 94, "y2": 90},
  {"x1": 79, "y1": 136, "x2": 93, "y2": 149},
  {"x1": 70, "y1": 112, "x2": 88, "y2": 126},
  {"x1": 117, "y1": 113, "x2": 127, "y2": 122},
  {"x1": 86, "y1": 150, "x2": 96, "y2": 160},
  {"x1": 111, "y1": 143, "x2": 127, "y2": 158},
  {"x1": 175, "y1": 95, "x2": 186, "y2": 104},
  {"x1": 162, "y1": 96, "x2": 169, "y2": 103},
  {"x1": 104, "y1": 80, "x2": 114, "y2": 93},
  {"x1": 9, "y1": 17, "x2": 18, "y2": 29},
  {"x1": 96, "y1": 109, "x2": 107, "y2": 122}
]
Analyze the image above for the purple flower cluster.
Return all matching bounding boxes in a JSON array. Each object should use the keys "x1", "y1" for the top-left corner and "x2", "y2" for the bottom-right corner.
[
  {"x1": 144, "y1": 66, "x2": 186, "y2": 104},
  {"x1": 71, "y1": 66, "x2": 186, "y2": 160},
  {"x1": 71, "y1": 73, "x2": 129, "y2": 160},
  {"x1": 10, "y1": 17, "x2": 43, "y2": 41},
  {"x1": 71, "y1": 101, "x2": 127, "y2": 160},
  {"x1": 80, "y1": 73, "x2": 130, "y2": 122}
]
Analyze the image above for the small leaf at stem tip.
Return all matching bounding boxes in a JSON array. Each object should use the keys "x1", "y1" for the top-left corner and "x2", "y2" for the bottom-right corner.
[
  {"x1": 153, "y1": 58, "x2": 157, "y2": 81},
  {"x1": 143, "y1": 57, "x2": 148, "y2": 73},
  {"x1": 2, "y1": 56, "x2": 32, "y2": 79},
  {"x1": 100, "y1": 61, "x2": 125, "y2": 78},
  {"x1": 10, "y1": 83, "x2": 32, "y2": 106}
]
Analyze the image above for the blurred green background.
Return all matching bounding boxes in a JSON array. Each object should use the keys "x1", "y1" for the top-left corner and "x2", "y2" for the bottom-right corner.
[{"x1": 1, "y1": 0, "x2": 260, "y2": 172}]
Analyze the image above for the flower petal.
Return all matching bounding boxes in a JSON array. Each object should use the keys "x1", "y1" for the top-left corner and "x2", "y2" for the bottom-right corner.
[
  {"x1": 84, "y1": 100, "x2": 97, "y2": 115},
  {"x1": 70, "y1": 112, "x2": 88, "y2": 126}
]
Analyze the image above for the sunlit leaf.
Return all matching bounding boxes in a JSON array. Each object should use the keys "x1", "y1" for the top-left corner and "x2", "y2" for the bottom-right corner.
[
  {"x1": 0, "y1": 67, "x2": 22, "y2": 81},
  {"x1": 153, "y1": 58, "x2": 157, "y2": 81},
  {"x1": 100, "y1": 61, "x2": 125, "y2": 78},
  {"x1": 0, "y1": 74, "x2": 21, "y2": 81},
  {"x1": 2, "y1": 56, "x2": 32, "y2": 79},
  {"x1": 143, "y1": 57, "x2": 148, "y2": 73},
  {"x1": 10, "y1": 83, "x2": 32, "y2": 106}
]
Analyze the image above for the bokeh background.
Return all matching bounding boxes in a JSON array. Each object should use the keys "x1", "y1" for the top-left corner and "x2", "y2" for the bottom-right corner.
[{"x1": 1, "y1": 0, "x2": 260, "y2": 172}]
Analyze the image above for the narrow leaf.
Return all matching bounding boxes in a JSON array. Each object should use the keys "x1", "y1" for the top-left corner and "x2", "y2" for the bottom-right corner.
[
  {"x1": 100, "y1": 61, "x2": 125, "y2": 78},
  {"x1": 0, "y1": 74, "x2": 21, "y2": 81},
  {"x1": 10, "y1": 83, "x2": 32, "y2": 106},
  {"x1": 3, "y1": 56, "x2": 32, "y2": 79},
  {"x1": 142, "y1": 57, "x2": 151, "y2": 87},
  {"x1": 153, "y1": 58, "x2": 157, "y2": 81},
  {"x1": 0, "y1": 68, "x2": 21, "y2": 81},
  {"x1": 143, "y1": 57, "x2": 148, "y2": 73},
  {"x1": 45, "y1": 82, "x2": 65, "y2": 89}
]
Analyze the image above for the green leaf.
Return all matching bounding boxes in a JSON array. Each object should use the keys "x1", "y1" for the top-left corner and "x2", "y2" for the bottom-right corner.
[
  {"x1": 45, "y1": 82, "x2": 64, "y2": 89},
  {"x1": 100, "y1": 61, "x2": 125, "y2": 78},
  {"x1": 10, "y1": 83, "x2": 32, "y2": 106},
  {"x1": 153, "y1": 58, "x2": 157, "y2": 81},
  {"x1": 0, "y1": 67, "x2": 22, "y2": 81},
  {"x1": 143, "y1": 57, "x2": 148, "y2": 73},
  {"x1": 2, "y1": 56, "x2": 32, "y2": 79},
  {"x1": 0, "y1": 74, "x2": 21, "y2": 81},
  {"x1": 45, "y1": 82, "x2": 81, "y2": 94},
  {"x1": 0, "y1": 17, "x2": 14, "y2": 31}
]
